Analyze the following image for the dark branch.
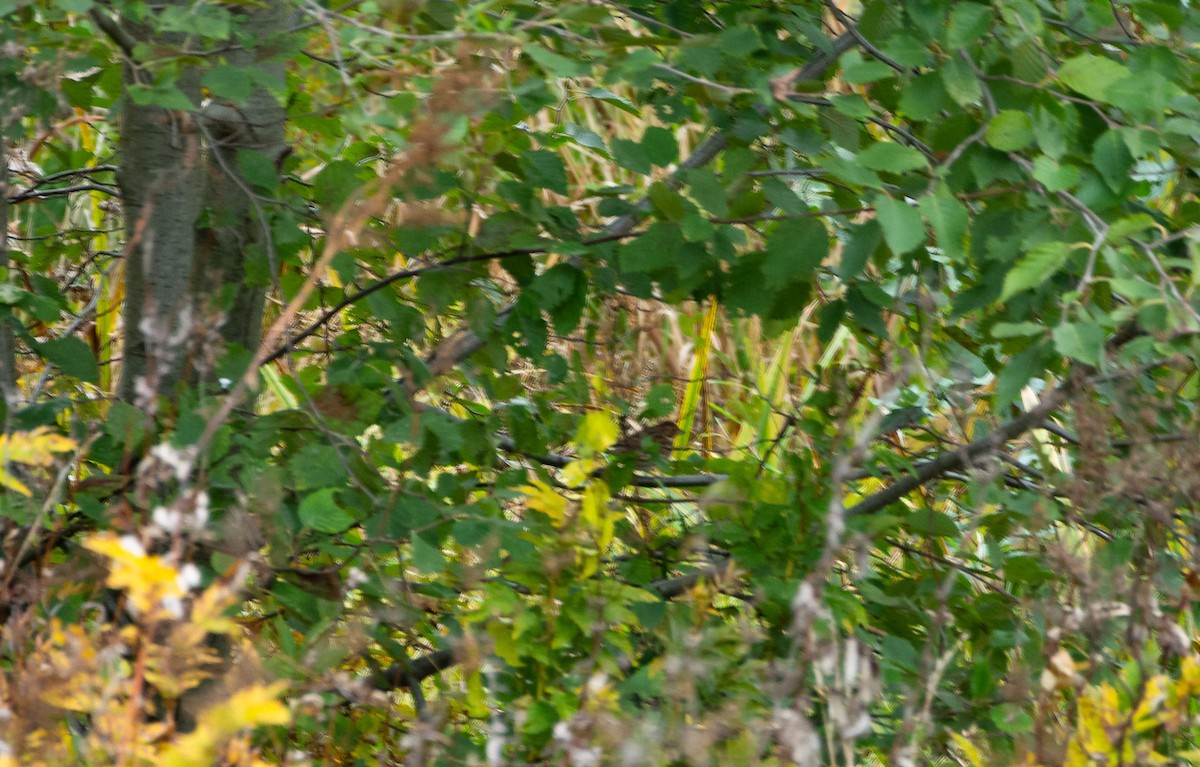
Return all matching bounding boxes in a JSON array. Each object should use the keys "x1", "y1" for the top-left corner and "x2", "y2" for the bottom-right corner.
[{"x1": 845, "y1": 384, "x2": 1070, "y2": 517}]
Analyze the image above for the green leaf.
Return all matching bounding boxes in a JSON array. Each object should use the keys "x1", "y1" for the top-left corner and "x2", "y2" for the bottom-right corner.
[
  {"x1": 830, "y1": 94, "x2": 873, "y2": 119},
  {"x1": 521, "y1": 150, "x2": 569, "y2": 194},
  {"x1": 857, "y1": 142, "x2": 927, "y2": 173},
  {"x1": 991, "y1": 703, "x2": 1034, "y2": 734},
  {"x1": 918, "y1": 190, "x2": 968, "y2": 262},
  {"x1": 873, "y1": 195, "x2": 926, "y2": 254},
  {"x1": 907, "y1": 510, "x2": 958, "y2": 537},
  {"x1": 298, "y1": 488, "x2": 356, "y2": 533},
  {"x1": 647, "y1": 182, "x2": 685, "y2": 221},
  {"x1": 1030, "y1": 157, "x2": 1080, "y2": 192},
  {"x1": 411, "y1": 534, "x2": 446, "y2": 574},
  {"x1": 1000, "y1": 241, "x2": 1081, "y2": 301},
  {"x1": 585, "y1": 87, "x2": 639, "y2": 115},
  {"x1": 1057, "y1": 53, "x2": 1132, "y2": 103},
  {"x1": 127, "y1": 83, "x2": 194, "y2": 111},
  {"x1": 611, "y1": 138, "x2": 651, "y2": 175},
  {"x1": 1092, "y1": 130, "x2": 1133, "y2": 193},
  {"x1": 941, "y1": 57, "x2": 982, "y2": 106},
  {"x1": 526, "y1": 45, "x2": 588, "y2": 77},
  {"x1": 947, "y1": 3, "x2": 994, "y2": 49},
  {"x1": 762, "y1": 219, "x2": 827, "y2": 283},
  {"x1": 619, "y1": 222, "x2": 682, "y2": 273},
  {"x1": 642, "y1": 126, "x2": 678, "y2": 167},
  {"x1": 1052, "y1": 319, "x2": 1105, "y2": 366},
  {"x1": 561, "y1": 123, "x2": 606, "y2": 151},
  {"x1": 898, "y1": 73, "x2": 949, "y2": 121},
  {"x1": 842, "y1": 57, "x2": 895, "y2": 84},
  {"x1": 718, "y1": 27, "x2": 760, "y2": 57},
  {"x1": 202, "y1": 65, "x2": 254, "y2": 105},
  {"x1": 37, "y1": 336, "x2": 99, "y2": 383},
  {"x1": 313, "y1": 161, "x2": 365, "y2": 209},
  {"x1": 837, "y1": 220, "x2": 883, "y2": 280},
  {"x1": 685, "y1": 168, "x2": 728, "y2": 216},
  {"x1": 985, "y1": 110, "x2": 1034, "y2": 151},
  {"x1": 994, "y1": 343, "x2": 1047, "y2": 407}
]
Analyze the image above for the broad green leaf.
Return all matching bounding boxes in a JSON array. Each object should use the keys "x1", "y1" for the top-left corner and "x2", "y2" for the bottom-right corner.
[
  {"x1": 298, "y1": 489, "x2": 356, "y2": 533},
  {"x1": 37, "y1": 336, "x2": 100, "y2": 383},
  {"x1": 201, "y1": 64, "x2": 253, "y2": 105},
  {"x1": 525, "y1": 45, "x2": 588, "y2": 77},
  {"x1": 642, "y1": 126, "x2": 678, "y2": 167},
  {"x1": 1030, "y1": 157, "x2": 1080, "y2": 192},
  {"x1": 941, "y1": 57, "x2": 982, "y2": 106},
  {"x1": 611, "y1": 138, "x2": 651, "y2": 175},
  {"x1": 1052, "y1": 319, "x2": 1105, "y2": 366},
  {"x1": 718, "y1": 27, "x2": 761, "y2": 57},
  {"x1": 561, "y1": 123, "x2": 606, "y2": 151},
  {"x1": 947, "y1": 3, "x2": 993, "y2": 49},
  {"x1": 986, "y1": 110, "x2": 1034, "y2": 151},
  {"x1": 1092, "y1": 130, "x2": 1133, "y2": 192},
  {"x1": 919, "y1": 190, "x2": 968, "y2": 262},
  {"x1": 874, "y1": 195, "x2": 926, "y2": 254},
  {"x1": 411, "y1": 534, "x2": 446, "y2": 574},
  {"x1": 842, "y1": 54, "x2": 895, "y2": 84},
  {"x1": 907, "y1": 510, "x2": 958, "y2": 537},
  {"x1": 686, "y1": 168, "x2": 728, "y2": 216},
  {"x1": 1057, "y1": 53, "x2": 1132, "y2": 103},
  {"x1": 521, "y1": 150, "x2": 569, "y2": 194},
  {"x1": 1000, "y1": 241, "x2": 1081, "y2": 301},
  {"x1": 994, "y1": 343, "x2": 1048, "y2": 406},
  {"x1": 858, "y1": 142, "x2": 927, "y2": 173},
  {"x1": 763, "y1": 219, "x2": 827, "y2": 282},
  {"x1": 619, "y1": 222, "x2": 682, "y2": 272},
  {"x1": 127, "y1": 83, "x2": 194, "y2": 110}
]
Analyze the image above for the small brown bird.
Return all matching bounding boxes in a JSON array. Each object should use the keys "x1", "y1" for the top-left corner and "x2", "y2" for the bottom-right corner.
[{"x1": 612, "y1": 420, "x2": 679, "y2": 469}]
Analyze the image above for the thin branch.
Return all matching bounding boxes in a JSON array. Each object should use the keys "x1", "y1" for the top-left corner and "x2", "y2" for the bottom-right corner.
[
  {"x1": 87, "y1": 7, "x2": 138, "y2": 60},
  {"x1": 846, "y1": 382, "x2": 1070, "y2": 517},
  {"x1": 372, "y1": 559, "x2": 730, "y2": 691},
  {"x1": 262, "y1": 230, "x2": 640, "y2": 365},
  {"x1": 822, "y1": 0, "x2": 910, "y2": 74},
  {"x1": 8, "y1": 183, "x2": 119, "y2": 203}
]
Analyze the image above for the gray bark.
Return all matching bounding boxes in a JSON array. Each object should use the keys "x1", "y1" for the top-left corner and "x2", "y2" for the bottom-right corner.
[
  {"x1": 116, "y1": 2, "x2": 289, "y2": 402},
  {"x1": 116, "y1": 64, "x2": 205, "y2": 402},
  {"x1": 0, "y1": 142, "x2": 20, "y2": 411}
]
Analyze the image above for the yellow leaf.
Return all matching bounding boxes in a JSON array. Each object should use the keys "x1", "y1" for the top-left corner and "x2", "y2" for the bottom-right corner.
[
  {"x1": 574, "y1": 411, "x2": 617, "y2": 458},
  {"x1": 84, "y1": 533, "x2": 184, "y2": 614},
  {"x1": 0, "y1": 427, "x2": 75, "y2": 466},
  {"x1": 561, "y1": 458, "x2": 596, "y2": 488},
  {"x1": 159, "y1": 682, "x2": 290, "y2": 767},
  {"x1": 519, "y1": 480, "x2": 568, "y2": 526},
  {"x1": 0, "y1": 469, "x2": 30, "y2": 496},
  {"x1": 580, "y1": 482, "x2": 614, "y2": 550},
  {"x1": 949, "y1": 733, "x2": 984, "y2": 767}
]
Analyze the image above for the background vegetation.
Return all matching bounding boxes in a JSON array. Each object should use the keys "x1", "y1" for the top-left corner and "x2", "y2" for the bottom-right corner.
[{"x1": 3, "y1": 0, "x2": 1200, "y2": 764}]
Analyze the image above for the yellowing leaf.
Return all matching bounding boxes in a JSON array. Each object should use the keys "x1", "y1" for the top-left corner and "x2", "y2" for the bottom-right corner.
[
  {"x1": 574, "y1": 411, "x2": 617, "y2": 457},
  {"x1": 0, "y1": 427, "x2": 75, "y2": 465},
  {"x1": 519, "y1": 479, "x2": 569, "y2": 526},
  {"x1": 561, "y1": 457, "x2": 597, "y2": 487},
  {"x1": 580, "y1": 482, "x2": 614, "y2": 550},
  {"x1": 159, "y1": 682, "x2": 290, "y2": 767},
  {"x1": 949, "y1": 732, "x2": 984, "y2": 767},
  {"x1": 84, "y1": 533, "x2": 184, "y2": 614},
  {"x1": 0, "y1": 427, "x2": 76, "y2": 496}
]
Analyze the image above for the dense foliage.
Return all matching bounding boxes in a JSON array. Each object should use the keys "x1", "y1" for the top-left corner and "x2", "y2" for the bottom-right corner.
[{"x1": 4, "y1": 0, "x2": 1200, "y2": 764}]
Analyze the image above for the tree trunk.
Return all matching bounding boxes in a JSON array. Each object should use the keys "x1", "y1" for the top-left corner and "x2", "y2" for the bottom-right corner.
[{"x1": 116, "y1": 2, "x2": 289, "y2": 402}]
